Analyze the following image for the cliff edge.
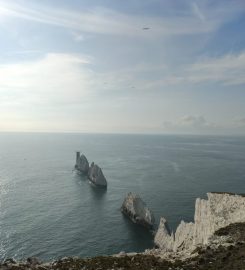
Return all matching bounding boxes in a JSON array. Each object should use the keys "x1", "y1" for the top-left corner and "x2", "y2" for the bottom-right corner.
[{"x1": 154, "y1": 192, "x2": 245, "y2": 257}]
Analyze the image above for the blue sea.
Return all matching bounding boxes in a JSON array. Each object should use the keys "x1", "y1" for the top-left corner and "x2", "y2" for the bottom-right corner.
[{"x1": 0, "y1": 133, "x2": 245, "y2": 261}]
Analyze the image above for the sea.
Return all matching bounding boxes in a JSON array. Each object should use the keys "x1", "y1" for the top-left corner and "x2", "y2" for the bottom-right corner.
[{"x1": 0, "y1": 133, "x2": 245, "y2": 261}]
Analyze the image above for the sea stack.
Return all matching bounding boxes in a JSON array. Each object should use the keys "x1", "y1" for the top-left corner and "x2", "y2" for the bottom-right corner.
[
  {"x1": 88, "y1": 162, "x2": 107, "y2": 187},
  {"x1": 75, "y1": 152, "x2": 89, "y2": 174},
  {"x1": 121, "y1": 192, "x2": 155, "y2": 229}
]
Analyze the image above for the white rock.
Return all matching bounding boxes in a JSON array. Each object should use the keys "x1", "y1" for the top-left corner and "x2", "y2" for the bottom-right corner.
[
  {"x1": 88, "y1": 162, "x2": 107, "y2": 187},
  {"x1": 75, "y1": 152, "x2": 89, "y2": 174},
  {"x1": 154, "y1": 192, "x2": 245, "y2": 253},
  {"x1": 193, "y1": 192, "x2": 245, "y2": 246},
  {"x1": 173, "y1": 221, "x2": 194, "y2": 252},
  {"x1": 121, "y1": 192, "x2": 155, "y2": 229},
  {"x1": 154, "y1": 217, "x2": 174, "y2": 250}
]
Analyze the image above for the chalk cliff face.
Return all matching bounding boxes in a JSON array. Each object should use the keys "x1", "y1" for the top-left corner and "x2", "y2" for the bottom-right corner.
[
  {"x1": 88, "y1": 162, "x2": 107, "y2": 187},
  {"x1": 121, "y1": 192, "x2": 155, "y2": 229},
  {"x1": 154, "y1": 192, "x2": 245, "y2": 253},
  {"x1": 75, "y1": 152, "x2": 89, "y2": 174},
  {"x1": 153, "y1": 217, "x2": 174, "y2": 251}
]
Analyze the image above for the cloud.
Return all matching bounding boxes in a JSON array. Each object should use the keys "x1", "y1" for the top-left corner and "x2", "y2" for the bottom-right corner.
[
  {"x1": 162, "y1": 115, "x2": 217, "y2": 133},
  {"x1": 72, "y1": 32, "x2": 85, "y2": 42},
  {"x1": 191, "y1": 2, "x2": 206, "y2": 22},
  {"x1": 162, "y1": 115, "x2": 245, "y2": 135},
  {"x1": 0, "y1": 1, "x2": 244, "y2": 133},
  {"x1": 188, "y1": 52, "x2": 245, "y2": 85},
  {"x1": 142, "y1": 51, "x2": 245, "y2": 88},
  {"x1": 0, "y1": 53, "x2": 114, "y2": 132},
  {"x1": 0, "y1": 53, "x2": 94, "y2": 107},
  {"x1": 0, "y1": 0, "x2": 242, "y2": 37},
  {"x1": 0, "y1": 53, "x2": 167, "y2": 111},
  {"x1": 2, "y1": 50, "x2": 243, "y2": 112},
  {"x1": 178, "y1": 115, "x2": 209, "y2": 128},
  {"x1": 0, "y1": 53, "x2": 157, "y2": 109}
]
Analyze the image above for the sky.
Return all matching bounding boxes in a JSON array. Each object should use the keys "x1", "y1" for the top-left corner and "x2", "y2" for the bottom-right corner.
[{"x1": 0, "y1": 0, "x2": 245, "y2": 134}]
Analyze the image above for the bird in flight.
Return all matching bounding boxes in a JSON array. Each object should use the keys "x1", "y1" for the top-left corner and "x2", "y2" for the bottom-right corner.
[{"x1": 142, "y1": 27, "x2": 150, "y2": 30}]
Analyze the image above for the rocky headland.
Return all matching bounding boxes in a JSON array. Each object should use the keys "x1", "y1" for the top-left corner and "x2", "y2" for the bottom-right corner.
[
  {"x1": 153, "y1": 192, "x2": 245, "y2": 258},
  {"x1": 1, "y1": 192, "x2": 245, "y2": 269}
]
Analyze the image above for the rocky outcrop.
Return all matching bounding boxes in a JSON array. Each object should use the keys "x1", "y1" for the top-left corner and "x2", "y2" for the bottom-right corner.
[
  {"x1": 75, "y1": 152, "x2": 107, "y2": 187},
  {"x1": 154, "y1": 217, "x2": 174, "y2": 251},
  {"x1": 88, "y1": 162, "x2": 107, "y2": 187},
  {"x1": 121, "y1": 193, "x2": 155, "y2": 229},
  {"x1": 75, "y1": 152, "x2": 89, "y2": 174},
  {"x1": 154, "y1": 192, "x2": 245, "y2": 254}
]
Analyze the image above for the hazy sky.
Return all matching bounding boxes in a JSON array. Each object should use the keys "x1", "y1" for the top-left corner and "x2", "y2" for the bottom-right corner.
[{"x1": 0, "y1": 0, "x2": 245, "y2": 134}]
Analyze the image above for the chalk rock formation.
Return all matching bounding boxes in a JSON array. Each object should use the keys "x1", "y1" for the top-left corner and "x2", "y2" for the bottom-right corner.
[
  {"x1": 75, "y1": 152, "x2": 89, "y2": 174},
  {"x1": 154, "y1": 217, "x2": 174, "y2": 251},
  {"x1": 154, "y1": 192, "x2": 245, "y2": 253},
  {"x1": 121, "y1": 192, "x2": 155, "y2": 229},
  {"x1": 88, "y1": 162, "x2": 107, "y2": 187}
]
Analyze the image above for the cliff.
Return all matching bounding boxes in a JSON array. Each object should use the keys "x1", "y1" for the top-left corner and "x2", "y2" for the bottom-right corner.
[
  {"x1": 2, "y1": 192, "x2": 245, "y2": 269},
  {"x1": 154, "y1": 192, "x2": 245, "y2": 255},
  {"x1": 2, "y1": 222, "x2": 245, "y2": 270},
  {"x1": 121, "y1": 193, "x2": 155, "y2": 229}
]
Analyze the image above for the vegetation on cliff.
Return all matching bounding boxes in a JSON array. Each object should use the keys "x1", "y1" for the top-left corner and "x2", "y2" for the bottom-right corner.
[{"x1": 1, "y1": 222, "x2": 245, "y2": 270}]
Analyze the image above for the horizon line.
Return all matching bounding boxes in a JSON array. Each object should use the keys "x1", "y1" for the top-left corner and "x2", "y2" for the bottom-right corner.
[{"x1": 0, "y1": 130, "x2": 244, "y2": 137}]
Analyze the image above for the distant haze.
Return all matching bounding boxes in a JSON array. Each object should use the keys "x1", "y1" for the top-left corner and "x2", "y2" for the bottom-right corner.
[{"x1": 0, "y1": 0, "x2": 245, "y2": 134}]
